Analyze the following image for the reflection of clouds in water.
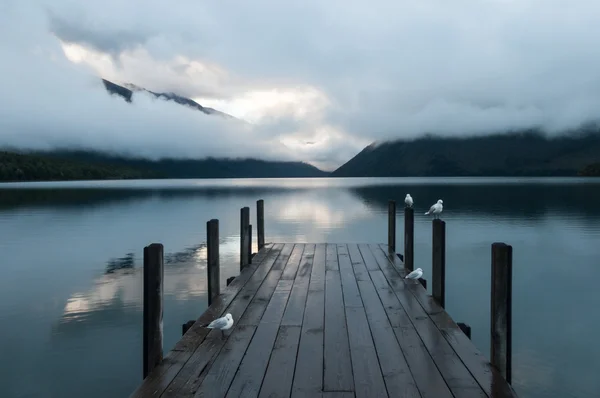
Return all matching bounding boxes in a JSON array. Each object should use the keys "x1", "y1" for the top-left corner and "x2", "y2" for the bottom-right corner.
[
  {"x1": 272, "y1": 190, "x2": 371, "y2": 228},
  {"x1": 61, "y1": 251, "x2": 210, "y2": 324}
]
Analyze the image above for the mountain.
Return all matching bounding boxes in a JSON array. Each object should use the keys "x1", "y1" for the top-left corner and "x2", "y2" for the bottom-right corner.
[
  {"x1": 102, "y1": 79, "x2": 234, "y2": 118},
  {"x1": 36, "y1": 150, "x2": 329, "y2": 179},
  {"x1": 0, "y1": 149, "x2": 328, "y2": 182},
  {"x1": 332, "y1": 129, "x2": 600, "y2": 177},
  {"x1": 579, "y1": 162, "x2": 600, "y2": 176},
  {"x1": 0, "y1": 151, "x2": 161, "y2": 182}
]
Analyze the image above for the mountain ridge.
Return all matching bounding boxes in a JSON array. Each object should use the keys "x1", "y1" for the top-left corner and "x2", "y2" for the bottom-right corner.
[{"x1": 332, "y1": 129, "x2": 600, "y2": 177}]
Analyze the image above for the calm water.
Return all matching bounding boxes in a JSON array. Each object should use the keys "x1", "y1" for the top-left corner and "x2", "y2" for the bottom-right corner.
[{"x1": 1, "y1": 177, "x2": 599, "y2": 398}]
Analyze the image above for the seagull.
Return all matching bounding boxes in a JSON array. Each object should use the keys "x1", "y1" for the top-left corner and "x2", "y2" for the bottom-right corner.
[
  {"x1": 425, "y1": 199, "x2": 443, "y2": 219},
  {"x1": 404, "y1": 194, "x2": 413, "y2": 208},
  {"x1": 405, "y1": 268, "x2": 423, "y2": 280},
  {"x1": 201, "y1": 313, "x2": 234, "y2": 338}
]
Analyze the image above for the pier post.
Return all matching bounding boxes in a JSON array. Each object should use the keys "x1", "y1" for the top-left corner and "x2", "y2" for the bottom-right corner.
[
  {"x1": 491, "y1": 242, "x2": 513, "y2": 384},
  {"x1": 240, "y1": 207, "x2": 250, "y2": 270},
  {"x1": 432, "y1": 219, "x2": 446, "y2": 308},
  {"x1": 257, "y1": 199, "x2": 265, "y2": 250},
  {"x1": 207, "y1": 219, "x2": 220, "y2": 306},
  {"x1": 182, "y1": 320, "x2": 195, "y2": 336},
  {"x1": 404, "y1": 207, "x2": 414, "y2": 271},
  {"x1": 143, "y1": 243, "x2": 164, "y2": 379},
  {"x1": 458, "y1": 322, "x2": 472, "y2": 339},
  {"x1": 388, "y1": 200, "x2": 396, "y2": 252},
  {"x1": 248, "y1": 224, "x2": 253, "y2": 264}
]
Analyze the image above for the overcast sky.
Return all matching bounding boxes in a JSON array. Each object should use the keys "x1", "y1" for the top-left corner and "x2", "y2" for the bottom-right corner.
[{"x1": 1, "y1": 0, "x2": 600, "y2": 170}]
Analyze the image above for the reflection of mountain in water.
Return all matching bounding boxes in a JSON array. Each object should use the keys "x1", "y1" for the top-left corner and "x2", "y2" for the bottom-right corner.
[
  {"x1": 56, "y1": 242, "x2": 211, "y2": 337},
  {"x1": 348, "y1": 181, "x2": 600, "y2": 220},
  {"x1": 106, "y1": 253, "x2": 135, "y2": 274},
  {"x1": 0, "y1": 186, "x2": 300, "y2": 211}
]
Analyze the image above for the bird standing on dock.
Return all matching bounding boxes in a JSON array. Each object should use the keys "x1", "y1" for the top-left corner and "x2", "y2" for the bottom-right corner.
[
  {"x1": 405, "y1": 268, "x2": 423, "y2": 280},
  {"x1": 201, "y1": 313, "x2": 234, "y2": 338},
  {"x1": 425, "y1": 199, "x2": 443, "y2": 219},
  {"x1": 405, "y1": 194, "x2": 413, "y2": 208}
]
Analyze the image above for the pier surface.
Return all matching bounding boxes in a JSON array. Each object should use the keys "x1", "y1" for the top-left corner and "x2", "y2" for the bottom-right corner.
[{"x1": 131, "y1": 243, "x2": 517, "y2": 398}]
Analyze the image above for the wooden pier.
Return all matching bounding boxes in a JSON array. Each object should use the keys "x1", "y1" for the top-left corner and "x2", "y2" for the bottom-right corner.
[{"x1": 131, "y1": 200, "x2": 518, "y2": 398}]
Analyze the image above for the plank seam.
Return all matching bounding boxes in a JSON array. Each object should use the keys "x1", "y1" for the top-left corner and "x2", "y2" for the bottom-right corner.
[
  {"x1": 354, "y1": 244, "x2": 420, "y2": 398},
  {"x1": 366, "y1": 244, "x2": 461, "y2": 398},
  {"x1": 160, "y1": 244, "x2": 284, "y2": 397}
]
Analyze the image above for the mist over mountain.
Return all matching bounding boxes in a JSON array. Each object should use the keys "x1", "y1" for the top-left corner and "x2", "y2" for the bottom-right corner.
[
  {"x1": 333, "y1": 128, "x2": 600, "y2": 177},
  {"x1": 102, "y1": 79, "x2": 234, "y2": 119}
]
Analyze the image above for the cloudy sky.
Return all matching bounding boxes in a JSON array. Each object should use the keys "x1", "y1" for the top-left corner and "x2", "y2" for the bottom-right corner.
[{"x1": 1, "y1": 0, "x2": 600, "y2": 170}]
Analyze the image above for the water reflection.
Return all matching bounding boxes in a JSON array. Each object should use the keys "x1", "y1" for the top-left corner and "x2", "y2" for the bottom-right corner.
[{"x1": 0, "y1": 178, "x2": 599, "y2": 398}]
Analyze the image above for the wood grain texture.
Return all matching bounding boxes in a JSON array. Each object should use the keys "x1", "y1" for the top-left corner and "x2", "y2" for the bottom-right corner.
[{"x1": 131, "y1": 242, "x2": 516, "y2": 398}]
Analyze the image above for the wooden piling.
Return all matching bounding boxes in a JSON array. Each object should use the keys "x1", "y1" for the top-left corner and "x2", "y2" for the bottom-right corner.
[
  {"x1": 491, "y1": 242, "x2": 513, "y2": 384},
  {"x1": 432, "y1": 219, "x2": 446, "y2": 308},
  {"x1": 257, "y1": 199, "x2": 265, "y2": 250},
  {"x1": 207, "y1": 219, "x2": 219, "y2": 306},
  {"x1": 458, "y1": 322, "x2": 472, "y2": 339},
  {"x1": 248, "y1": 224, "x2": 253, "y2": 264},
  {"x1": 182, "y1": 320, "x2": 195, "y2": 336},
  {"x1": 143, "y1": 243, "x2": 164, "y2": 379},
  {"x1": 404, "y1": 207, "x2": 414, "y2": 271},
  {"x1": 240, "y1": 207, "x2": 250, "y2": 270},
  {"x1": 388, "y1": 200, "x2": 396, "y2": 252}
]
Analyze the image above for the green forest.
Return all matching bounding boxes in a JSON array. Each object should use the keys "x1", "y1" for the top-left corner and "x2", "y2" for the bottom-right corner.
[{"x1": 0, "y1": 151, "x2": 160, "y2": 182}]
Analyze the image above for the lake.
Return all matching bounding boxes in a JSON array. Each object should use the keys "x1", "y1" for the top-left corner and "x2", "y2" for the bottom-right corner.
[{"x1": 1, "y1": 177, "x2": 599, "y2": 398}]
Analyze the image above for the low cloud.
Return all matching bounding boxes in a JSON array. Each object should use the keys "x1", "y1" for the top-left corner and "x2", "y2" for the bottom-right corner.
[{"x1": 2, "y1": 0, "x2": 600, "y2": 171}]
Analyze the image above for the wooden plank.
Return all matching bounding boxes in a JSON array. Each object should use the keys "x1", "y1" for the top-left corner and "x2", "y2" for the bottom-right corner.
[
  {"x1": 206, "y1": 219, "x2": 219, "y2": 306},
  {"x1": 345, "y1": 305, "x2": 388, "y2": 397},
  {"x1": 376, "y1": 244, "x2": 518, "y2": 397},
  {"x1": 271, "y1": 243, "x2": 294, "y2": 271},
  {"x1": 337, "y1": 244, "x2": 363, "y2": 308},
  {"x1": 324, "y1": 244, "x2": 354, "y2": 392},
  {"x1": 363, "y1": 255, "x2": 452, "y2": 398},
  {"x1": 392, "y1": 326, "x2": 453, "y2": 398},
  {"x1": 155, "y1": 245, "x2": 282, "y2": 398},
  {"x1": 258, "y1": 325, "x2": 302, "y2": 398},
  {"x1": 143, "y1": 243, "x2": 164, "y2": 379},
  {"x1": 325, "y1": 243, "x2": 338, "y2": 271},
  {"x1": 355, "y1": 277, "x2": 420, "y2": 397},
  {"x1": 130, "y1": 245, "x2": 275, "y2": 398},
  {"x1": 346, "y1": 244, "x2": 369, "y2": 281},
  {"x1": 193, "y1": 324, "x2": 257, "y2": 397},
  {"x1": 282, "y1": 244, "x2": 305, "y2": 280},
  {"x1": 369, "y1": 245, "x2": 488, "y2": 397},
  {"x1": 281, "y1": 244, "x2": 315, "y2": 326},
  {"x1": 292, "y1": 244, "x2": 326, "y2": 397},
  {"x1": 225, "y1": 280, "x2": 293, "y2": 397},
  {"x1": 309, "y1": 243, "x2": 326, "y2": 292},
  {"x1": 357, "y1": 244, "x2": 380, "y2": 272},
  {"x1": 237, "y1": 269, "x2": 289, "y2": 327}
]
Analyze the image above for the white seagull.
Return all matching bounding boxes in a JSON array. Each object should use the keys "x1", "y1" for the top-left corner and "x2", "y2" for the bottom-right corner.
[
  {"x1": 202, "y1": 313, "x2": 234, "y2": 338},
  {"x1": 405, "y1": 194, "x2": 413, "y2": 208},
  {"x1": 425, "y1": 199, "x2": 443, "y2": 219},
  {"x1": 405, "y1": 268, "x2": 423, "y2": 280}
]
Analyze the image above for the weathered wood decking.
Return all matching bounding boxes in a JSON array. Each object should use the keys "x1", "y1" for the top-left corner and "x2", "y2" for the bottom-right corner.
[{"x1": 131, "y1": 243, "x2": 517, "y2": 398}]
